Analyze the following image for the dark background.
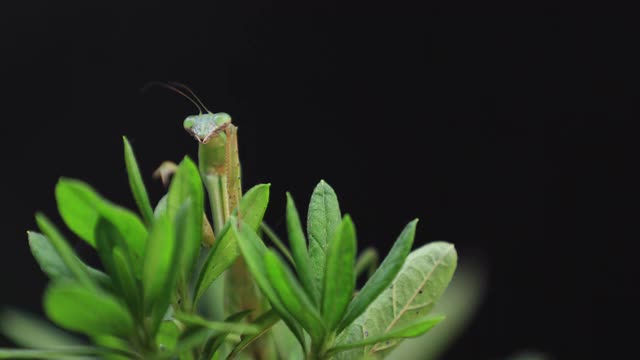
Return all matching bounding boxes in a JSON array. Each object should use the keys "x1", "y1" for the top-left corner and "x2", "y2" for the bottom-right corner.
[{"x1": 0, "y1": 2, "x2": 632, "y2": 359}]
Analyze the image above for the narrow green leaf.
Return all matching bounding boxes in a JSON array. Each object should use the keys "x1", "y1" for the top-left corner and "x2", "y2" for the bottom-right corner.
[
  {"x1": 150, "y1": 204, "x2": 188, "y2": 332},
  {"x1": 0, "y1": 309, "x2": 83, "y2": 350},
  {"x1": 338, "y1": 220, "x2": 418, "y2": 332},
  {"x1": 307, "y1": 180, "x2": 341, "y2": 303},
  {"x1": 27, "y1": 231, "x2": 110, "y2": 287},
  {"x1": 194, "y1": 223, "x2": 238, "y2": 303},
  {"x1": 233, "y1": 219, "x2": 306, "y2": 350},
  {"x1": 93, "y1": 335, "x2": 135, "y2": 360},
  {"x1": 28, "y1": 231, "x2": 73, "y2": 279},
  {"x1": 112, "y1": 247, "x2": 141, "y2": 317},
  {"x1": 322, "y1": 216, "x2": 357, "y2": 330},
  {"x1": 35, "y1": 214, "x2": 95, "y2": 289},
  {"x1": 154, "y1": 194, "x2": 168, "y2": 218},
  {"x1": 226, "y1": 310, "x2": 280, "y2": 360},
  {"x1": 44, "y1": 281, "x2": 134, "y2": 338},
  {"x1": 123, "y1": 137, "x2": 154, "y2": 226},
  {"x1": 202, "y1": 310, "x2": 252, "y2": 360},
  {"x1": 167, "y1": 157, "x2": 203, "y2": 278},
  {"x1": 285, "y1": 193, "x2": 316, "y2": 302},
  {"x1": 260, "y1": 222, "x2": 294, "y2": 266},
  {"x1": 94, "y1": 217, "x2": 138, "y2": 296},
  {"x1": 55, "y1": 178, "x2": 147, "y2": 261},
  {"x1": 264, "y1": 249, "x2": 325, "y2": 343},
  {"x1": 327, "y1": 315, "x2": 445, "y2": 357},
  {"x1": 270, "y1": 320, "x2": 305, "y2": 360},
  {"x1": 0, "y1": 346, "x2": 137, "y2": 359},
  {"x1": 142, "y1": 213, "x2": 174, "y2": 313},
  {"x1": 174, "y1": 313, "x2": 259, "y2": 335},
  {"x1": 336, "y1": 242, "x2": 457, "y2": 359},
  {"x1": 235, "y1": 183, "x2": 270, "y2": 231}
]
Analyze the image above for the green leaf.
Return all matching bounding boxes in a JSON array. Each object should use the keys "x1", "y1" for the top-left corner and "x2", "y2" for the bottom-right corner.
[
  {"x1": 233, "y1": 219, "x2": 306, "y2": 350},
  {"x1": 142, "y1": 213, "x2": 174, "y2": 313},
  {"x1": 226, "y1": 310, "x2": 280, "y2": 360},
  {"x1": 307, "y1": 180, "x2": 341, "y2": 303},
  {"x1": 44, "y1": 281, "x2": 134, "y2": 338},
  {"x1": 112, "y1": 247, "x2": 141, "y2": 317},
  {"x1": 167, "y1": 157, "x2": 204, "y2": 278},
  {"x1": 338, "y1": 220, "x2": 418, "y2": 332},
  {"x1": 264, "y1": 249, "x2": 325, "y2": 344},
  {"x1": 194, "y1": 185, "x2": 271, "y2": 303},
  {"x1": 194, "y1": 223, "x2": 238, "y2": 303},
  {"x1": 335, "y1": 242, "x2": 457, "y2": 360},
  {"x1": 285, "y1": 193, "x2": 316, "y2": 302},
  {"x1": 270, "y1": 320, "x2": 305, "y2": 360},
  {"x1": 235, "y1": 183, "x2": 270, "y2": 231},
  {"x1": 0, "y1": 346, "x2": 134, "y2": 359},
  {"x1": 28, "y1": 231, "x2": 74, "y2": 279},
  {"x1": 154, "y1": 194, "x2": 168, "y2": 218},
  {"x1": 55, "y1": 178, "x2": 147, "y2": 261},
  {"x1": 260, "y1": 222, "x2": 294, "y2": 266},
  {"x1": 327, "y1": 315, "x2": 445, "y2": 357},
  {"x1": 388, "y1": 263, "x2": 487, "y2": 360},
  {"x1": 195, "y1": 184, "x2": 270, "y2": 301},
  {"x1": 174, "y1": 312, "x2": 259, "y2": 335},
  {"x1": 322, "y1": 216, "x2": 357, "y2": 330},
  {"x1": 156, "y1": 321, "x2": 180, "y2": 355},
  {"x1": 94, "y1": 218, "x2": 138, "y2": 294},
  {"x1": 27, "y1": 231, "x2": 110, "y2": 287},
  {"x1": 123, "y1": 137, "x2": 154, "y2": 226},
  {"x1": 92, "y1": 335, "x2": 134, "y2": 360},
  {"x1": 0, "y1": 309, "x2": 84, "y2": 350},
  {"x1": 150, "y1": 199, "x2": 188, "y2": 331},
  {"x1": 201, "y1": 310, "x2": 252, "y2": 360},
  {"x1": 35, "y1": 214, "x2": 95, "y2": 289}
]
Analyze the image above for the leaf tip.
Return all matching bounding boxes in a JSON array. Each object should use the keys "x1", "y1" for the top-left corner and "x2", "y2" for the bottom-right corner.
[{"x1": 34, "y1": 212, "x2": 47, "y2": 224}]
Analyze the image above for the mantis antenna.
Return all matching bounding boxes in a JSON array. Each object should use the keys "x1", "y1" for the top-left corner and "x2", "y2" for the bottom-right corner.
[
  {"x1": 142, "y1": 81, "x2": 203, "y2": 114},
  {"x1": 168, "y1": 82, "x2": 213, "y2": 113}
]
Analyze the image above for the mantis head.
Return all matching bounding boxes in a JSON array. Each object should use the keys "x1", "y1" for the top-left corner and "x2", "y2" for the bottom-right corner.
[
  {"x1": 143, "y1": 82, "x2": 232, "y2": 143},
  {"x1": 183, "y1": 112, "x2": 232, "y2": 143}
]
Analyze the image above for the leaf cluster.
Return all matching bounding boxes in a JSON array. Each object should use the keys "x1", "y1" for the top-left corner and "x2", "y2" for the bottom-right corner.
[{"x1": 0, "y1": 138, "x2": 457, "y2": 360}]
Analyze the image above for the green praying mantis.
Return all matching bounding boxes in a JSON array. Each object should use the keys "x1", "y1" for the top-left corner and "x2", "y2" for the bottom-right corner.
[
  {"x1": 148, "y1": 82, "x2": 240, "y2": 237},
  {"x1": 149, "y1": 82, "x2": 258, "y2": 315}
]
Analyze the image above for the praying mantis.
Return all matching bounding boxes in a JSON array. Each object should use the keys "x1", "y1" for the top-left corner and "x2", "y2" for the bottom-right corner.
[
  {"x1": 149, "y1": 83, "x2": 270, "y2": 358},
  {"x1": 149, "y1": 82, "x2": 241, "y2": 237},
  {"x1": 154, "y1": 83, "x2": 256, "y2": 303}
]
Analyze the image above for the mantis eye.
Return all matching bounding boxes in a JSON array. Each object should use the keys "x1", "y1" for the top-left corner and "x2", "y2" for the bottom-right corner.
[
  {"x1": 213, "y1": 112, "x2": 232, "y2": 126},
  {"x1": 183, "y1": 118, "x2": 196, "y2": 129}
]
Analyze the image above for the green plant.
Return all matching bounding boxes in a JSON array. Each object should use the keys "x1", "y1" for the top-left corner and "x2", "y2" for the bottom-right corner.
[{"x1": 0, "y1": 92, "x2": 457, "y2": 359}]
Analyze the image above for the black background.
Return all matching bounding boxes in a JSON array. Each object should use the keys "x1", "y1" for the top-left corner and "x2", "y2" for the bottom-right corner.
[{"x1": 0, "y1": 2, "x2": 632, "y2": 359}]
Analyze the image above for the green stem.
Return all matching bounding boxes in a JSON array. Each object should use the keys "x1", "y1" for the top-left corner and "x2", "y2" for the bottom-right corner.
[{"x1": 308, "y1": 332, "x2": 336, "y2": 360}]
